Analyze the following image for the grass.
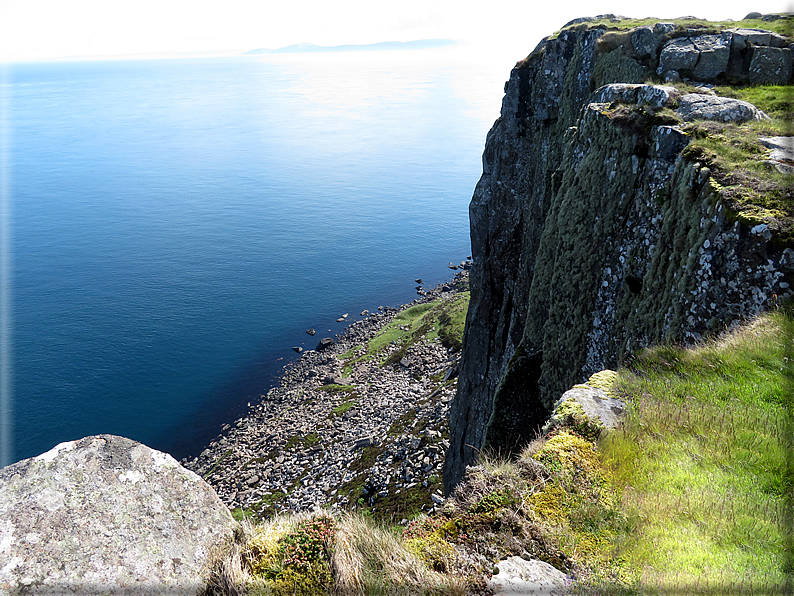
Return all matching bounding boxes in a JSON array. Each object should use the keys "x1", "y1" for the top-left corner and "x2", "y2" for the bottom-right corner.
[
  {"x1": 675, "y1": 83, "x2": 794, "y2": 244},
  {"x1": 596, "y1": 308, "x2": 793, "y2": 594},
  {"x1": 340, "y1": 292, "x2": 470, "y2": 369},
  {"x1": 284, "y1": 432, "x2": 321, "y2": 451},
  {"x1": 555, "y1": 15, "x2": 794, "y2": 38},
  {"x1": 204, "y1": 512, "x2": 466, "y2": 595},
  {"x1": 329, "y1": 400, "x2": 356, "y2": 417},
  {"x1": 317, "y1": 384, "x2": 360, "y2": 418},
  {"x1": 207, "y1": 308, "x2": 792, "y2": 594}
]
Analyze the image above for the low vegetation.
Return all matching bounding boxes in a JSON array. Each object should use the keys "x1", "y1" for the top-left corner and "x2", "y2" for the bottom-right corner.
[
  {"x1": 206, "y1": 304, "x2": 791, "y2": 595},
  {"x1": 679, "y1": 90, "x2": 793, "y2": 245},
  {"x1": 595, "y1": 308, "x2": 792, "y2": 594},
  {"x1": 557, "y1": 15, "x2": 794, "y2": 38},
  {"x1": 340, "y1": 290, "x2": 470, "y2": 371}
]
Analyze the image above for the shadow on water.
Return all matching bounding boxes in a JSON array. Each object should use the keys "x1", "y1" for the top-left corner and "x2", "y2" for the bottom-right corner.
[
  {"x1": 149, "y1": 269, "x2": 467, "y2": 463},
  {"x1": 151, "y1": 343, "x2": 292, "y2": 462}
]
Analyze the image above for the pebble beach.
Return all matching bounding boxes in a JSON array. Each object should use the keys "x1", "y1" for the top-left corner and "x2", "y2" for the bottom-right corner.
[{"x1": 183, "y1": 268, "x2": 470, "y2": 521}]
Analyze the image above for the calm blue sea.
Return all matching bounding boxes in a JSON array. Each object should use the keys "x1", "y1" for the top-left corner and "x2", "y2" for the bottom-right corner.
[{"x1": 4, "y1": 47, "x2": 504, "y2": 465}]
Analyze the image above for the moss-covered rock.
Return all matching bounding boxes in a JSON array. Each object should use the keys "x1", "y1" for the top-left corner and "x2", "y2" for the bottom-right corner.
[{"x1": 448, "y1": 18, "x2": 793, "y2": 490}]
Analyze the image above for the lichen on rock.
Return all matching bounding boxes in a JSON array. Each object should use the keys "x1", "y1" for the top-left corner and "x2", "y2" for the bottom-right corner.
[
  {"x1": 445, "y1": 16, "x2": 793, "y2": 492},
  {"x1": 0, "y1": 435, "x2": 238, "y2": 595}
]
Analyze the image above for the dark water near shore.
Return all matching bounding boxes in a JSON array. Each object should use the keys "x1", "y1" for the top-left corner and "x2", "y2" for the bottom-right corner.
[{"x1": 5, "y1": 47, "x2": 504, "y2": 465}]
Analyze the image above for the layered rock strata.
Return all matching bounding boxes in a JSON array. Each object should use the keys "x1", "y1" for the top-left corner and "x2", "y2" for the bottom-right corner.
[{"x1": 445, "y1": 19, "x2": 793, "y2": 491}]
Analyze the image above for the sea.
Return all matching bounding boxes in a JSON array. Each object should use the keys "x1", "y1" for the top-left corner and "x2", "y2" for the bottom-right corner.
[{"x1": 3, "y1": 45, "x2": 508, "y2": 466}]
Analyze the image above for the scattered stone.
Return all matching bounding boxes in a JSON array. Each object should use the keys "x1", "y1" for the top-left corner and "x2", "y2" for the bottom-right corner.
[
  {"x1": 487, "y1": 556, "x2": 569, "y2": 596},
  {"x1": 0, "y1": 435, "x2": 237, "y2": 596},
  {"x1": 292, "y1": 346, "x2": 303, "y2": 353},
  {"x1": 181, "y1": 271, "x2": 468, "y2": 519},
  {"x1": 306, "y1": 328, "x2": 316, "y2": 336},
  {"x1": 316, "y1": 337, "x2": 335, "y2": 351}
]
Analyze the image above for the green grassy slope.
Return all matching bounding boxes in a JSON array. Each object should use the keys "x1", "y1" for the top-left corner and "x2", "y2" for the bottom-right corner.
[
  {"x1": 596, "y1": 309, "x2": 793, "y2": 594},
  {"x1": 206, "y1": 305, "x2": 791, "y2": 595}
]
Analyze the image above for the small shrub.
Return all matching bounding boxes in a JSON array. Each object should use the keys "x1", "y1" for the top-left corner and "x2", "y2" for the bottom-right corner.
[
  {"x1": 403, "y1": 533, "x2": 457, "y2": 573},
  {"x1": 468, "y1": 489, "x2": 517, "y2": 514}
]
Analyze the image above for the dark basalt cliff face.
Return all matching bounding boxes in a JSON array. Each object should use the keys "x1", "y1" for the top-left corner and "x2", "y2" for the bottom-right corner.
[{"x1": 445, "y1": 19, "x2": 794, "y2": 492}]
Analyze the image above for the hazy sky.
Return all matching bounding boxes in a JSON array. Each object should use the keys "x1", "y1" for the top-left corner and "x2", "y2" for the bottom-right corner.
[{"x1": 1, "y1": 0, "x2": 791, "y2": 63}]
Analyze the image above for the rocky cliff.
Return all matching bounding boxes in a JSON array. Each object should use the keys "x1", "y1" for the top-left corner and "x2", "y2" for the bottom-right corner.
[{"x1": 445, "y1": 15, "x2": 794, "y2": 491}]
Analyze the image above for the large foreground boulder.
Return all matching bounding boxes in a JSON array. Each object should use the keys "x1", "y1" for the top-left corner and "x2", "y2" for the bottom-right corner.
[{"x1": 0, "y1": 435, "x2": 238, "y2": 595}]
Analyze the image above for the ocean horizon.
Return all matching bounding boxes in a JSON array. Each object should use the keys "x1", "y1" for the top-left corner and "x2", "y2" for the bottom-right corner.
[{"x1": 4, "y1": 45, "x2": 506, "y2": 466}]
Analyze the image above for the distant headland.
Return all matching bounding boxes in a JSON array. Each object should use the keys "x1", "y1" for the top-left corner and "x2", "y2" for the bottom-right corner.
[{"x1": 244, "y1": 39, "x2": 457, "y2": 55}]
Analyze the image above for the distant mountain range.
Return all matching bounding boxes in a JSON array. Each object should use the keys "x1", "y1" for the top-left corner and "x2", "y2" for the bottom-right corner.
[{"x1": 245, "y1": 39, "x2": 457, "y2": 55}]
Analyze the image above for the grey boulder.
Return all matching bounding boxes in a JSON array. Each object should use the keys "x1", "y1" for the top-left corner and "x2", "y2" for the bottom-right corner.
[
  {"x1": 631, "y1": 26, "x2": 662, "y2": 58},
  {"x1": 676, "y1": 93, "x2": 769, "y2": 123},
  {"x1": 748, "y1": 46, "x2": 793, "y2": 84},
  {"x1": 592, "y1": 83, "x2": 680, "y2": 108},
  {"x1": 0, "y1": 435, "x2": 238, "y2": 595},
  {"x1": 487, "y1": 556, "x2": 569, "y2": 595},
  {"x1": 691, "y1": 34, "x2": 731, "y2": 80},
  {"x1": 658, "y1": 38, "x2": 699, "y2": 73},
  {"x1": 316, "y1": 337, "x2": 335, "y2": 351},
  {"x1": 544, "y1": 385, "x2": 626, "y2": 435}
]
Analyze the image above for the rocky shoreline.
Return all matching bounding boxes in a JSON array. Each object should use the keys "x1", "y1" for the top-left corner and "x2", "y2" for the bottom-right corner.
[{"x1": 182, "y1": 266, "x2": 471, "y2": 521}]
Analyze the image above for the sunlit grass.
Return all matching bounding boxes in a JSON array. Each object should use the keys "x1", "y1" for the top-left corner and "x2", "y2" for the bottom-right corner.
[
  {"x1": 677, "y1": 83, "x2": 794, "y2": 245},
  {"x1": 341, "y1": 291, "x2": 470, "y2": 367},
  {"x1": 556, "y1": 16, "x2": 794, "y2": 38},
  {"x1": 600, "y1": 309, "x2": 793, "y2": 594}
]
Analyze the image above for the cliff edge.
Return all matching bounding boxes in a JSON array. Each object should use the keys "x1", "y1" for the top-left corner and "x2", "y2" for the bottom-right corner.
[{"x1": 445, "y1": 14, "x2": 794, "y2": 491}]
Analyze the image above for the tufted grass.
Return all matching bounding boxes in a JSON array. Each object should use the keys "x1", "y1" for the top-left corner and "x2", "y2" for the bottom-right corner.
[
  {"x1": 209, "y1": 309, "x2": 791, "y2": 595},
  {"x1": 204, "y1": 512, "x2": 466, "y2": 595},
  {"x1": 680, "y1": 92, "x2": 793, "y2": 244},
  {"x1": 339, "y1": 291, "x2": 470, "y2": 369},
  {"x1": 598, "y1": 308, "x2": 793, "y2": 594},
  {"x1": 556, "y1": 15, "x2": 794, "y2": 38}
]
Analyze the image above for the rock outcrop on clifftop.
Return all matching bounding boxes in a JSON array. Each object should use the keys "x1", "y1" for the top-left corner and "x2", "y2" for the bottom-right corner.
[
  {"x1": 0, "y1": 435, "x2": 238, "y2": 595},
  {"x1": 445, "y1": 15, "x2": 794, "y2": 491}
]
